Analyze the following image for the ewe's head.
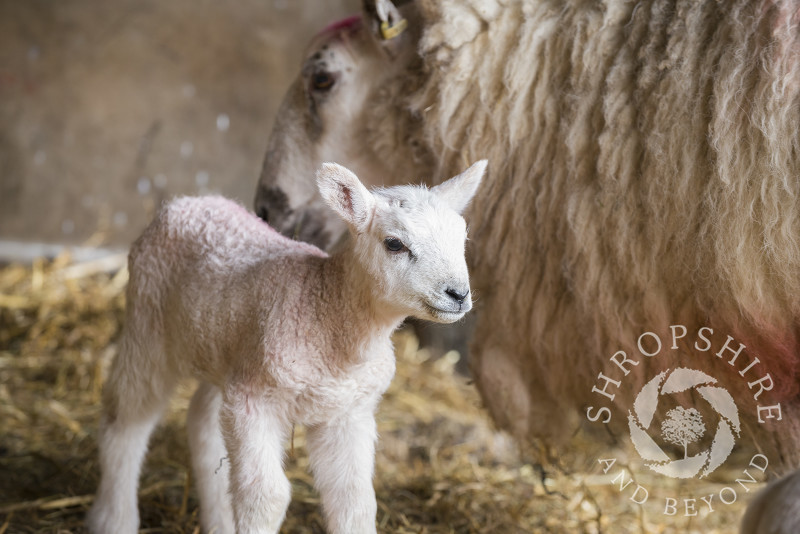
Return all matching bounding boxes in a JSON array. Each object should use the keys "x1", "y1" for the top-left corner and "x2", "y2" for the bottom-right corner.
[
  {"x1": 317, "y1": 161, "x2": 487, "y2": 323},
  {"x1": 254, "y1": 2, "x2": 422, "y2": 250}
]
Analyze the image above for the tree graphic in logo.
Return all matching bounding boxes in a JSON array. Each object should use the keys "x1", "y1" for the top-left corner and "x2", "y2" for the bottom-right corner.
[
  {"x1": 661, "y1": 407, "x2": 706, "y2": 459},
  {"x1": 628, "y1": 368, "x2": 741, "y2": 479}
]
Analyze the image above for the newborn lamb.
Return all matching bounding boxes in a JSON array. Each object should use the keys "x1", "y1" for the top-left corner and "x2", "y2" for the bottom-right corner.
[{"x1": 87, "y1": 160, "x2": 486, "y2": 534}]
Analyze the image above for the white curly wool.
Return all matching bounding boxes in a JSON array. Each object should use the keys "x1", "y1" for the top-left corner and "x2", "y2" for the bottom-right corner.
[{"x1": 407, "y1": 0, "x2": 800, "y2": 450}]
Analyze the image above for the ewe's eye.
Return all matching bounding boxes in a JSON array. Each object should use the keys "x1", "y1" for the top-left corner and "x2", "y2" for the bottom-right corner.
[
  {"x1": 311, "y1": 71, "x2": 335, "y2": 92},
  {"x1": 384, "y1": 237, "x2": 407, "y2": 253}
]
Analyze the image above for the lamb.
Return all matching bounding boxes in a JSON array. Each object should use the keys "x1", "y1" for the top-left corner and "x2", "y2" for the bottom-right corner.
[{"x1": 86, "y1": 159, "x2": 486, "y2": 534}]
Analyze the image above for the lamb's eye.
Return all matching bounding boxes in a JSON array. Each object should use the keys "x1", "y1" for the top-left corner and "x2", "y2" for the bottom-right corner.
[
  {"x1": 384, "y1": 237, "x2": 406, "y2": 252},
  {"x1": 311, "y1": 71, "x2": 335, "y2": 91}
]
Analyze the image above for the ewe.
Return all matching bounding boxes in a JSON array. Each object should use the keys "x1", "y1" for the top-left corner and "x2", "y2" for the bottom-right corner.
[
  {"x1": 87, "y1": 160, "x2": 486, "y2": 534},
  {"x1": 255, "y1": 4, "x2": 800, "y2": 529}
]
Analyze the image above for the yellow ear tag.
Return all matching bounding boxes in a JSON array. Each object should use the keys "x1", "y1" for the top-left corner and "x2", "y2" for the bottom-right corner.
[{"x1": 380, "y1": 18, "x2": 408, "y2": 40}]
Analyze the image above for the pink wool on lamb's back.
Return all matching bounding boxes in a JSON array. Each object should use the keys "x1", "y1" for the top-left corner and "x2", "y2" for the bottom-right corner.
[{"x1": 167, "y1": 196, "x2": 327, "y2": 260}]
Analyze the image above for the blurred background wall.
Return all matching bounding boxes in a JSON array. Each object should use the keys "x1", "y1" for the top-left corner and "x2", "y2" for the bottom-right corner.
[{"x1": 0, "y1": 0, "x2": 359, "y2": 254}]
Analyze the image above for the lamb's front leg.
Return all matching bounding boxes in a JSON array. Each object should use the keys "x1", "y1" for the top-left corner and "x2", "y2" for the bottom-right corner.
[
  {"x1": 219, "y1": 392, "x2": 291, "y2": 534},
  {"x1": 307, "y1": 408, "x2": 378, "y2": 534}
]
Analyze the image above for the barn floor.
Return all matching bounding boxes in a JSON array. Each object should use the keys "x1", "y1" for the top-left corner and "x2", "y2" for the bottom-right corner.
[{"x1": 0, "y1": 256, "x2": 755, "y2": 533}]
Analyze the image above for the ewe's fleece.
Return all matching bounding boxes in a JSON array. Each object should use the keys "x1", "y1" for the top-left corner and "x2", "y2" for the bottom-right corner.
[{"x1": 406, "y1": 0, "x2": 800, "y2": 465}]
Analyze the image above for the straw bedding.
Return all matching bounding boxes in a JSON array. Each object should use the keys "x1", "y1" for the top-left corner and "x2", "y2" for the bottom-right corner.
[{"x1": 0, "y1": 255, "x2": 755, "y2": 533}]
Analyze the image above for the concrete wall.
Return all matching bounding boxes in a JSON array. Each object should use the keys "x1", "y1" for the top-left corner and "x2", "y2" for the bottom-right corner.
[{"x1": 0, "y1": 0, "x2": 359, "y2": 251}]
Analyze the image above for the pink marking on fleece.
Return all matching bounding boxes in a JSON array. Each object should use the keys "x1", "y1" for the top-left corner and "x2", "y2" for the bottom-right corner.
[
  {"x1": 732, "y1": 323, "x2": 800, "y2": 402},
  {"x1": 317, "y1": 15, "x2": 362, "y2": 38},
  {"x1": 763, "y1": 0, "x2": 800, "y2": 58}
]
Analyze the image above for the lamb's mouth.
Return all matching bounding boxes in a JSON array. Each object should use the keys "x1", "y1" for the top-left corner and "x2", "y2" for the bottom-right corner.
[{"x1": 423, "y1": 303, "x2": 467, "y2": 323}]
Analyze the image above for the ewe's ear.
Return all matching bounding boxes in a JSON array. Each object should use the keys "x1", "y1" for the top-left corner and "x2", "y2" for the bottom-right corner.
[
  {"x1": 362, "y1": 0, "x2": 410, "y2": 57},
  {"x1": 432, "y1": 160, "x2": 487, "y2": 214},
  {"x1": 317, "y1": 163, "x2": 375, "y2": 232}
]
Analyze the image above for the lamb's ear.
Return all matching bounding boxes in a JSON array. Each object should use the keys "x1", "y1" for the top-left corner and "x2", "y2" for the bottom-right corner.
[
  {"x1": 432, "y1": 160, "x2": 487, "y2": 214},
  {"x1": 317, "y1": 163, "x2": 375, "y2": 232}
]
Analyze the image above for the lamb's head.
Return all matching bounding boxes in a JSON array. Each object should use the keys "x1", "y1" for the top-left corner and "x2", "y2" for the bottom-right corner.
[
  {"x1": 254, "y1": 1, "x2": 422, "y2": 250},
  {"x1": 317, "y1": 160, "x2": 487, "y2": 323}
]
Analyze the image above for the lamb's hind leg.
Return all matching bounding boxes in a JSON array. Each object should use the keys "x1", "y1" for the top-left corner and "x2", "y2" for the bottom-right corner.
[
  {"x1": 87, "y1": 335, "x2": 177, "y2": 534},
  {"x1": 187, "y1": 381, "x2": 234, "y2": 534}
]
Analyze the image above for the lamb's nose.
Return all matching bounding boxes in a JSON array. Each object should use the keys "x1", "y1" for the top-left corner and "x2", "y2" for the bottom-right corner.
[
  {"x1": 445, "y1": 287, "x2": 469, "y2": 304},
  {"x1": 256, "y1": 205, "x2": 269, "y2": 223}
]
